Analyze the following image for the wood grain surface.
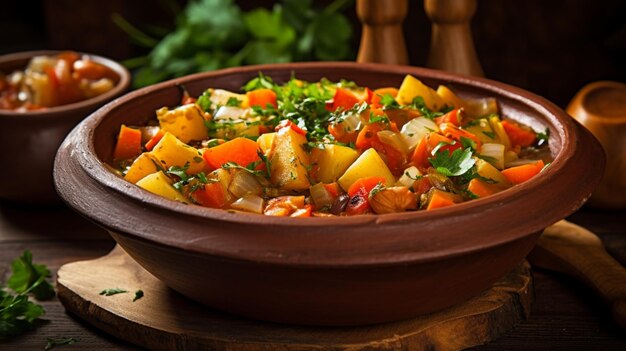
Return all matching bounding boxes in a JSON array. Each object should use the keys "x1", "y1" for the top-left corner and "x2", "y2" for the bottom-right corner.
[
  {"x1": 1, "y1": 204, "x2": 625, "y2": 350},
  {"x1": 55, "y1": 246, "x2": 533, "y2": 351},
  {"x1": 529, "y1": 220, "x2": 626, "y2": 330}
]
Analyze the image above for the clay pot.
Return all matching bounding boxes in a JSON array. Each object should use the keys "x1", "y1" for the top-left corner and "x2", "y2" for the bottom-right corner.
[
  {"x1": 54, "y1": 62, "x2": 604, "y2": 326},
  {"x1": 567, "y1": 81, "x2": 626, "y2": 209},
  {"x1": 0, "y1": 51, "x2": 130, "y2": 205}
]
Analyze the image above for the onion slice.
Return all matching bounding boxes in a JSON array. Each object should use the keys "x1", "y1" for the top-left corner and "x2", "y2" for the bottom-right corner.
[
  {"x1": 231, "y1": 195, "x2": 264, "y2": 214},
  {"x1": 400, "y1": 117, "x2": 439, "y2": 150}
]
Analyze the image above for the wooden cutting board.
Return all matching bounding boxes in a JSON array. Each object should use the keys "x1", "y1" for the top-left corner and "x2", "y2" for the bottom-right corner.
[{"x1": 57, "y1": 246, "x2": 533, "y2": 351}]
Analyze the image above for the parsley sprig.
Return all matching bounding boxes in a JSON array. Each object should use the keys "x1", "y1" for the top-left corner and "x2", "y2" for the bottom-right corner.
[
  {"x1": 1, "y1": 250, "x2": 55, "y2": 338},
  {"x1": 410, "y1": 96, "x2": 452, "y2": 119},
  {"x1": 166, "y1": 163, "x2": 211, "y2": 191},
  {"x1": 429, "y1": 147, "x2": 476, "y2": 177}
]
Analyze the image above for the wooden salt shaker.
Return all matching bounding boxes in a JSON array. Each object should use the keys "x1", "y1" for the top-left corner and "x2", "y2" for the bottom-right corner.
[
  {"x1": 424, "y1": 0, "x2": 484, "y2": 76},
  {"x1": 356, "y1": 0, "x2": 409, "y2": 65}
]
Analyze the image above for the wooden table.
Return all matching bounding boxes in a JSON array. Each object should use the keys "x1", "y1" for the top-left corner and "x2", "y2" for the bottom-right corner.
[{"x1": 1, "y1": 200, "x2": 625, "y2": 350}]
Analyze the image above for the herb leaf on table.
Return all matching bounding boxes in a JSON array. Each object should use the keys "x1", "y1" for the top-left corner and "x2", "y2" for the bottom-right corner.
[{"x1": 1, "y1": 250, "x2": 55, "y2": 338}]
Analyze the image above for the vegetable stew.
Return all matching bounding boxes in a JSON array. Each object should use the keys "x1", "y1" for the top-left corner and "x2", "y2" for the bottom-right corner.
[{"x1": 111, "y1": 74, "x2": 551, "y2": 217}]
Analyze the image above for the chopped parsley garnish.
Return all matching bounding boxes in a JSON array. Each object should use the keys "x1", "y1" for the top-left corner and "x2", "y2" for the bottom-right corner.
[
  {"x1": 460, "y1": 136, "x2": 477, "y2": 150},
  {"x1": 410, "y1": 96, "x2": 445, "y2": 119},
  {"x1": 482, "y1": 131, "x2": 496, "y2": 139},
  {"x1": 45, "y1": 337, "x2": 79, "y2": 350},
  {"x1": 166, "y1": 163, "x2": 211, "y2": 191},
  {"x1": 222, "y1": 161, "x2": 266, "y2": 178},
  {"x1": 458, "y1": 165, "x2": 498, "y2": 185},
  {"x1": 166, "y1": 163, "x2": 190, "y2": 181},
  {"x1": 243, "y1": 72, "x2": 276, "y2": 92},
  {"x1": 429, "y1": 148, "x2": 476, "y2": 177},
  {"x1": 368, "y1": 113, "x2": 389, "y2": 125},
  {"x1": 225, "y1": 97, "x2": 242, "y2": 107},
  {"x1": 404, "y1": 170, "x2": 423, "y2": 181},
  {"x1": 475, "y1": 153, "x2": 498, "y2": 164},
  {"x1": 536, "y1": 127, "x2": 550, "y2": 146},
  {"x1": 369, "y1": 182, "x2": 386, "y2": 198},
  {"x1": 99, "y1": 288, "x2": 128, "y2": 296},
  {"x1": 379, "y1": 93, "x2": 400, "y2": 110},
  {"x1": 133, "y1": 290, "x2": 144, "y2": 302},
  {"x1": 196, "y1": 89, "x2": 212, "y2": 113}
]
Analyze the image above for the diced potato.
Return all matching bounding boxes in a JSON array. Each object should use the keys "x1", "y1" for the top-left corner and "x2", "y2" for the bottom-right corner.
[
  {"x1": 465, "y1": 118, "x2": 496, "y2": 144},
  {"x1": 504, "y1": 150, "x2": 518, "y2": 166},
  {"x1": 268, "y1": 127, "x2": 311, "y2": 190},
  {"x1": 25, "y1": 72, "x2": 57, "y2": 106},
  {"x1": 214, "y1": 121, "x2": 260, "y2": 140},
  {"x1": 338, "y1": 148, "x2": 396, "y2": 192},
  {"x1": 436, "y1": 85, "x2": 466, "y2": 110},
  {"x1": 124, "y1": 153, "x2": 159, "y2": 184},
  {"x1": 151, "y1": 132, "x2": 206, "y2": 174},
  {"x1": 208, "y1": 89, "x2": 249, "y2": 109},
  {"x1": 396, "y1": 75, "x2": 444, "y2": 111},
  {"x1": 136, "y1": 171, "x2": 188, "y2": 203},
  {"x1": 257, "y1": 132, "x2": 276, "y2": 154},
  {"x1": 157, "y1": 104, "x2": 208, "y2": 143},
  {"x1": 475, "y1": 159, "x2": 511, "y2": 187},
  {"x1": 310, "y1": 144, "x2": 359, "y2": 183}
]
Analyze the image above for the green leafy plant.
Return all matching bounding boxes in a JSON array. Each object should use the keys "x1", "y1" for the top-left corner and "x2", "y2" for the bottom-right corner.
[
  {"x1": 114, "y1": 0, "x2": 356, "y2": 88},
  {"x1": 0, "y1": 251, "x2": 55, "y2": 338}
]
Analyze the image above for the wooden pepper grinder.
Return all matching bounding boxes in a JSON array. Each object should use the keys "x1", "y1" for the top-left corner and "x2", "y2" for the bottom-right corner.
[
  {"x1": 356, "y1": 0, "x2": 409, "y2": 65},
  {"x1": 424, "y1": 0, "x2": 484, "y2": 76}
]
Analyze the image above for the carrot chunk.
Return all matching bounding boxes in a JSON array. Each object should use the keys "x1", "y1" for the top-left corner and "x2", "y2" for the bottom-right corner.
[
  {"x1": 113, "y1": 125, "x2": 142, "y2": 161},
  {"x1": 326, "y1": 88, "x2": 360, "y2": 111},
  {"x1": 370, "y1": 87, "x2": 399, "y2": 108},
  {"x1": 502, "y1": 120, "x2": 537, "y2": 147},
  {"x1": 468, "y1": 178, "x2": 503, "y2": 198},
  {"x1": 426, "y1": 189, "x2": 460, "y2": 210},
  {"x1": 191, "y1": 182, "x2": 229, "y2": 208},
  {"x1": 247, "y1": 89, "x2": 277, "y2": 109},
  {"x1": 202, "y1": 137, "x2": 261, "y2": 170},
  {"x1": 347, "y1": 176, "x2": 386, "y2": 197},
  {"x1": 144, "y1": 130, "x2": 165, "y2": 151},
  {"x1": 501, "y1": 160, "x2": 545, "y2": 185}
]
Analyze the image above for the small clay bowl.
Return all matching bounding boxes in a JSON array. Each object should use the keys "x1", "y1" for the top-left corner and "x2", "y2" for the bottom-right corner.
[
  {"x1": 566, "y1": 81, "x2": 626, "y2": 209},
  {"x1": 0, "y1": 50, "x2": 130, "y2": 205},
  {"x1": 54, "y1": 62, "x2": 604, "y2": 326}
]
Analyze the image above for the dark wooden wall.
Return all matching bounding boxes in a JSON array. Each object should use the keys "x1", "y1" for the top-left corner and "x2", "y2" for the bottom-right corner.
[{"x1": 2, "y1": 0, "x2": 625, "y2": 107}]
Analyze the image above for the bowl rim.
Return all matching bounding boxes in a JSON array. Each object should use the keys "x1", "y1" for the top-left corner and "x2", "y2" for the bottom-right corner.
[
  {"x1": 0, "y1": 50, "x2": 131, "y2": 118},
  {"x1": 55, "y1": 61, "x2": 605, "y2": 267}
]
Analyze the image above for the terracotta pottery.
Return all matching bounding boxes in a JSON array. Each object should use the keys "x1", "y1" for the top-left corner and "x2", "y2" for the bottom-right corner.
[
  {"x1": 0, "y1": 50, "x2": 130, "y2": 205},
  {"x1": 54, "y1": 62, "x2": 604, "y2": 326},
  {"x1": 566, "y1": 81, "x2": 626, "y2": 209}
]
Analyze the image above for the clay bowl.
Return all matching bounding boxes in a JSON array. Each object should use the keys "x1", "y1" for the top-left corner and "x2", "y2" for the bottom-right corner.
[
  {"x1": 566, "y1": 81, "x2": 626, "y2": 209},
  {"x1": 54, "y1": 62, "x2": 604, "y2": 326},
  {"x1": 0, "y1": 50, "x2": 130, "y2": 205}
]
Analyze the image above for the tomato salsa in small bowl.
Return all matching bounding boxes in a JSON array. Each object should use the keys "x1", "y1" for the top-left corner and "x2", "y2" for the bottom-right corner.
[{"x1": 0, "y1": 51, "x2": 130, "y2": 204}]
